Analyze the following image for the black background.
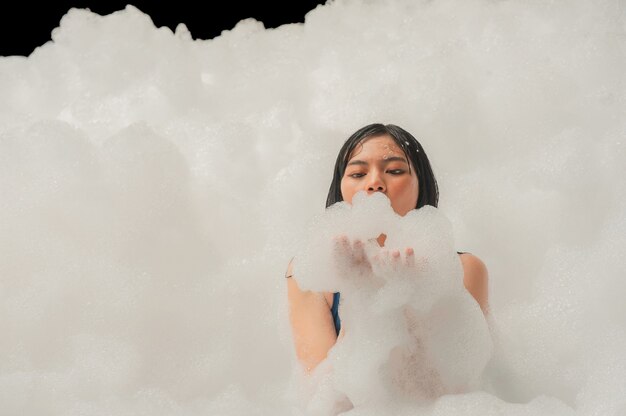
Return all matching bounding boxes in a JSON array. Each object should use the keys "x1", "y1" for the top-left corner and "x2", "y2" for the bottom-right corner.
[{"x1": 1, "y1": 1, "x2": 327, "y2": 56}]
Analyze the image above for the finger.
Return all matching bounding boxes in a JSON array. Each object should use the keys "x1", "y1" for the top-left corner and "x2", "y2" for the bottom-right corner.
[
  {"x1": 352, "y1": 239, "x2": 365, "y2": 262},
  {"x1": 371, "y1": 249, "x2": 390, "y2": 277},
  {"x1": 391, "y1": 250, "x2": 401, "y2": 269},
  {"x1": 333, "y1": 235, "x2": 350, "y2": 259},
  {"x1": 340, "y1": 235, "x2": 350, "y2": 253},
  {"x1": 405, "y1": 247, "x2": 415, "y2": 267}
]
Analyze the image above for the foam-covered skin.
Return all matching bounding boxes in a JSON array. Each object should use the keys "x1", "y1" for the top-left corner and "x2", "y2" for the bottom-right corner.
[
  {"x1": 296, "y1": 192, "x2": 492, "y2": 407},
  {"x1": 1, "y1": 1, "x2": 625, "y2": 415}
]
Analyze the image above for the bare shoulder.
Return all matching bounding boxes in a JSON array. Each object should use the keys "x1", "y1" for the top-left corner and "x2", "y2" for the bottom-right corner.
[
  {"x1": 286, "y1": 257, "x2": 295, "y2": 277},
  {"x1": 458, "y1": 253, "x2": 489, "y2": 313},
  {"x1": 459, "y1": 253, "x2": 488, "y2": 282},
  {"x1": 285, "y1": 258, "x2": 301, "y2": 294},
  {"x1": 285, "y1": 258, "x2": 333, "y2": 307}
]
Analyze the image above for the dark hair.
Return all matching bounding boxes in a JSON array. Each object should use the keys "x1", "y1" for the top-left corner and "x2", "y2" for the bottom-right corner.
[{"x1": 325, "y1": 123, "x2": 439, "y2": 209}]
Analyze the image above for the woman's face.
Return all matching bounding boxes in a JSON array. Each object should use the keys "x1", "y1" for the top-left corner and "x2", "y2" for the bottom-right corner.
[{"x1": 340, "y1": 134, "x2": 419, "y2": 216}]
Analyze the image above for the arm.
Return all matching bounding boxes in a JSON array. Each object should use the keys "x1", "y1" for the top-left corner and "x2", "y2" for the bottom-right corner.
[
  {"x1": 459, "y1": 253, "x2": 489, "y2": 315},
  {"x1": 286, "y1": 260, "x2": 338, "y2": 373}
]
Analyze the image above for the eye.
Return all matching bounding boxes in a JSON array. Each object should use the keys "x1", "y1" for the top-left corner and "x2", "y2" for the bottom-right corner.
[
  {"x1": 348, "y1": 173, "x2": 365, "y2": 178},
  {"x1": 388, "y1": 169, "x2": 405, "y2": 175}
]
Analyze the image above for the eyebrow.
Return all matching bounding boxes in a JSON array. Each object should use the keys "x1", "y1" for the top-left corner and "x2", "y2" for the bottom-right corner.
[{"x1": 347, "y1": 156, "x2": 408, "y2": 166}]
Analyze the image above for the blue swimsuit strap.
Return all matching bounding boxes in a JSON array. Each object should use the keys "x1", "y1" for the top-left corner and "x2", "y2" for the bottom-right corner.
[
  {"x1": 330, "y1": 251, "x2": 468, "y2": 335},
  {"x1": 330, "y1": 292, "x2": 341, "y2": 335}
]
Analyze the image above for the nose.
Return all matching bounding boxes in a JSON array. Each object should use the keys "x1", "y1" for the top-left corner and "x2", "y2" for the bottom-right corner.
[{"x1": 366, "y1": 171, "x2": 386, "y2": 193}]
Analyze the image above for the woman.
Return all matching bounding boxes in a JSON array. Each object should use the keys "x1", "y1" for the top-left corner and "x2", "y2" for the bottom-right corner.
[{"x1": 286, "y1": 123, "x2": 489, "y2": 374}]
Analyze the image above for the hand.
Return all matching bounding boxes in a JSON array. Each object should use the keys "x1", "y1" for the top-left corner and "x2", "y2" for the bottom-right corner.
[
  {"x1": 371, "y1": 247, "x2": 418, "y2": 280},
  {"x1": 332, "y1": 235, "x2": 374, "y2": 277},
  {"x1": 333, "y1": 235, "x2": 424, "y2": 283}
]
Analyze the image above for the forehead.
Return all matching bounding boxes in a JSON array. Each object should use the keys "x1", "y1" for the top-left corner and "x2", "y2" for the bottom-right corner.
[{"x1": 348, "y1": 134, "x2": 405, "y2": 160}]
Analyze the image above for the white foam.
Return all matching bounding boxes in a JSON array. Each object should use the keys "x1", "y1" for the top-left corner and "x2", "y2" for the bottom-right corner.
[{"x1": 1, "y1": 1, "x2": 625, "y2": 415}]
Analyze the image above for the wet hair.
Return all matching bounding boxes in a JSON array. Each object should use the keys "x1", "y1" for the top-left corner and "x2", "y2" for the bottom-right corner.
[{"x1": 326, "y1": 123, "x2": 439, "y2": 209}]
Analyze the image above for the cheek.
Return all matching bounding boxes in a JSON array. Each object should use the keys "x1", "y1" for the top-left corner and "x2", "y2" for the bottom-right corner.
[
  {"x1": 408, "y1": 177, "x2": 419, "y2": 200},
  {"x1": 340, "y1": 179, "x2": 353, "y2": 203},
  {"x1": 391, "y1": 179, "x2": 419, "y2": 215},
  {"x1": 411, "y1": 179, "x2": 420, "y2": 206},
  {"x1": 396, "y1": 177, "x2": 419, "y2": 203}
]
